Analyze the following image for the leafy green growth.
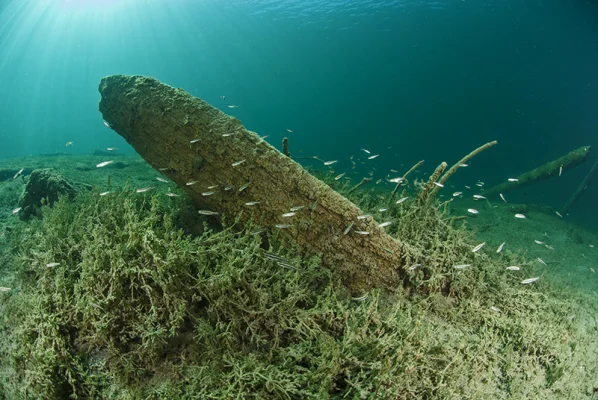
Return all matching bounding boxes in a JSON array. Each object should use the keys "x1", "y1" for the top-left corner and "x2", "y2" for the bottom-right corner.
[{"x1": 0, "y1": 184, "x2": 596, "y2": 399}]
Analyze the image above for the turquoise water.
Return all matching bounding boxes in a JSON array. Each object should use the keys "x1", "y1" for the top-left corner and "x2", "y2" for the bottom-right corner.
[{"x1": 0, "y1": 0, "x2": 597, "y2": 230}]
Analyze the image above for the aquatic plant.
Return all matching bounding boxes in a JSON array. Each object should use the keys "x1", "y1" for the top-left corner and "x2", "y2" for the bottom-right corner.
[{"x1": 0, "y1": 185, "x2": 596, "y2": 399}]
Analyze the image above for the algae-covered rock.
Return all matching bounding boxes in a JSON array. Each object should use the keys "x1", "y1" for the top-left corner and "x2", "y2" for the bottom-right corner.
[{"x1": 18, "y1": 168, "x2": 76, "y2": 219}]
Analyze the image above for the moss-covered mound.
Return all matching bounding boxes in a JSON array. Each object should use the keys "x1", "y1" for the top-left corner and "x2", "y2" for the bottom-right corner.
[{"x1": 0, "y1": 187, "x2": 596, "y2": 399}]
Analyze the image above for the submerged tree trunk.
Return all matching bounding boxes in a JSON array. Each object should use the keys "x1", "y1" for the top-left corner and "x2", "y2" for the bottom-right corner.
[{"x1": 98, "y1": 75, "x2": 411, "y2": 294}]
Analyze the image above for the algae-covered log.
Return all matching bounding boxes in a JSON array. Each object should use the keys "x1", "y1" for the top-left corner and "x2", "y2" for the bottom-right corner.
[
  {"x1": 482, "y1": 146, "x2": 591, "y2": 197},
  {"x1": 98, "y1": 75, "x2": 409, "y2": 293}
]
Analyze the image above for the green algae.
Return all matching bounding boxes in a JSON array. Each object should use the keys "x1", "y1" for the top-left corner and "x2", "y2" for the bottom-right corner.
[{"x1": 0, "y1": 181, "x2": 596, "y2": 399}]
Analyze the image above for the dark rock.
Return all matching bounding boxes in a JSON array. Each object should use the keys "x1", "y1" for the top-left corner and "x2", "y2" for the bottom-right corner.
[{"x1": 18, "y1": 168, "x2": 76, "y2": 219}]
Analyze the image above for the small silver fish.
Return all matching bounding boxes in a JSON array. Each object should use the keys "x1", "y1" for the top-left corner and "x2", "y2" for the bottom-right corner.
[
  {"x1": 467, "y1": 208, "x2": 479, "y2": 214},
  {"x1": 555, "y1": 211, "x2": 563, "y2": 218},
  {"x1": 165, "y1": 193, "x2": 179, "y2": 197},
  {"x1": 275, "y1": 224, "x2": 294, "y2": 229},
  {"x1": 351, "y1": 293, "x2": 369, "y2": 301},
  {"x1": 454, "y1": 264, "x2": 471, "y2": 269},
  {"x1": 544, "y1": 244, "x2": 555, "y2": 250},
  {"x1": 354, "y1": 230, "x2": 370, "y2": 235},
  {"x1": 361, "y1": 148, "x2": 371, "y2": 154},
  {"x1": 521, "y1": 277, "x2": 539, "y2": 285},
  {"x1": 198, "y1": 210, "x2": 219, "y2": 216},
  {"x1": 534, "y1": 240, "x2": 544, "y2": 245},
  {"x1": 496, "y1": 242, "x2": 506, "y2": 253},
  {"x1": 537, "y1": 258, "x2": 547, "y2": 266},
  {"x1": 357, "y1": 215, "x2": 371, "y2": 220},
  {"x1": 106, "y1": 147, "x2": 118, "y2": 151},
  {"x1": 508, "y1": 178, "x2": 518, "y2": 182},
  {"x1": 389, "y1": 177, "x2": 404, "y2": 183},
  {"x1": 103, "y1": 120, "x2": 112, "y2": 128},
  {"x1": 282, "y1": 212, "x2": 296, "y2": 217},
  {"x1": 190, "y1": 138, "x2": 201, "y2": 144},
  {"x1": 238, "y1": 182, "x2": 250, "y2": 192},
  {"x1": 13, "y1": 168, "x2": 24, "y2": 180},
  {"x1": 459, "y1": 163, "x2": 469, "y2": 167},
  {"x1": 202, "y1": 191, "x2": 215, "y2": 196},
  {"x1": 472, "y1": 242, "x2": 486, "y2": 253},
  {"x1": 335, "y1": 173, "x2": 346, "y2": 180},
  {"x1": 473, "y1": 194, "x2": 486, "y2": 199},
  {"x1": 46, "y1": 262, "x2": 60, "y2": 268},
  {"x1": 324, "y1": 160, "x2": 338, "y2": 166},
  {"x1": 490, "y1": 306, "x2": 501, "y2": 313},
  {"x1": 500, "y1": 193, "x2": 507, "y2": 203},
  {"x1": 156, "y1": 177, "x2": 168, "y2": 183},
  {"x1": 433, "y1": 182, "x2": 444, "y2": 188},
  {"x1": 396, "y1": 196, "x2": 409, "y2": 205},
  {"x1": 290, "y1": 205, "x2": 305, "y2": 212},
  {"x1": 452, "y1": 192, "x2": 463, "y2": 197},
  {"x1": 224, "y1": 185, "x2": 234, "y2": 191},
  {"x1": 408, "y1": 264, "x2": 421, "y2": 271},
  {"x1": 514, "y1": 214, "x2": 526, "y2": 219},
  {"x1": 378, "y1": 207, "x2": 388, "y2": 212},
  {"x1": 96, "y1": 160, "x2": 113, "y2": 168},
  {"x1": 207, "y1": 185, "x2": 219, "y2": 189},
  {"x1": 506, "y1": 266, "x2": 520, "y2": 271},
  {"x1": 377, "y1": 221, "x2": 392, "y2": 228},
  {"x1": 367, "y1": 154, "x2": 380, "y2": 160},
  {"x1": 136, "y1": 187, "x2": 154, "y2": 193},
  {"x1": 343, "y1": 222, "x2": 354, "y2": 235},
  {"x1": 227, "y1": 105, "x2": 239, "y2": 109},
  {"x1": 232, "y1": 159, "x2": 246, "y2": 167},
  {"x1": 222, "y1": 132, "x2": 236, "y2": 137},
  {"x1": 186, "y1": 181, "x2": 199, "y2": 186},
  {"x1": 464, "y1": 185, "x2": 471, "y2": 189},
  {"x1": 11, "y1": 207, "x2": 21, "y2": 214},
  {"x1": 99, "y1": 191, "x2": 110, "y2": 196},
  {"x1": 245, "y1": 201, "x2": 260, "y2": 206},
  {"x1": 559, "y1": 165, "x2": 563, "y2": 176}
]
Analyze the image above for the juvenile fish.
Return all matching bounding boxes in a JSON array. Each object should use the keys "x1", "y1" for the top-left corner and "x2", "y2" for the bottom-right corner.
[
  {"x1": 354, "y1": 230, "x2": 370, "y2": 235},
  {"x1": 351, "y1": 293, "x2": 369, "y2": 301},
  {"x1": 282, "y1": 212, "x2": 296, "y2": 217},
  {"x1": 245, "y1": 201, "x2": 260, "y2": 206},
  {"x1": 238, "y1": 182, "x2": 250, "y2": 192},
  {"x1": 368, "y1": 154, "x2": 380, "y2": 160},
  {"x1": 357, "y1": 214, "x2": 371, "y2": 220},
  {"x1": 514, "y1": 213, "x2": 526, "y2": 219},
  {"x1": 496, "y1": 242, "x2": 506, "y2": 253},
  {"x1": 106, "y1": 147, "x2": 118, "y2": 151},
  {"x1": 433, "y1": 182, "x2": 444, "y2": 188},
  {"x1": 156, "y1": 177, "x2": 168, "y2": 183},
  {"x1": 452, "y1": 192, "x2": 463, "y2": 197},
  {"x1": 198, "y1": 210, "x2": 219, "y2": 216},
  {"x1": 408, "y1": 264, "x2": 421, "y2": 271},
  {"x1": 508, "y1": 178, "x2": 519, "y2": 182},
  {"x1": 454, "y1": 264, "x2": 471, "y2": 269},
  {"x1": 500, "y1": 193, "x2": 507, "y2": 203},
  {"x1": 11, "y1": 207, "x2": 21, "y2": 214},
  {"x1": 521, "y1": 277, "x2": 539, "y2": 285},
  {"x1": 96, "y1": 160, "x2": 113, "y2": 168},
  {"x1": 207, "y1": 185, "x2": 219, "y2": 189},
  {"x1": 275, "y1": 224, "x2": 294, "y2": 229},
  {"x1": 473, "y1": 194, "x2": 486, "y2": 200},
  {"x1": 136, "y1": 187, "x2": 154, "y2": 193},
  {"x1": 13, "y1": 168, "x2": 24, "y2": 180},
  {"x1": 343, "y1": 222, "x2": 354, "y2": 235},
  {"x1": 389, "y1": 177, "x2": 404, "y2": 183},
  {"x1": 534, "y1": 240, "x2": 544, "y2": 245},
  {"x1": 202, "y1": 191, "x2": 215, "y2": 196},
  {"x1": 467, "y1": 208, "x2": 479, "y2": 214},
  {"x1": 165, "y1": 193, "x2": 179, "y2": 197},
  {"x1": 555, "y1": 211, "x2": 563, "y2": 218},
  {"x1": 537, "y1": 258, "x2": 547, "y2": 266},
  {"x1": 377, "y1": 221, "x2": 392, "y2": 228},
  {"x1": 361, "y1": 148, "x2": 371, "y2": 154},
  {"x1": 46, "y1": 262, "x2": 60, "y2": 268},
  {"x1": 335, "y1": 173, "x2": 346, "y2": 180},
  {"x1": 472, "y1": 242, "x2": 486, "y2": 253},
  {"x1": 232, "y1": 159, "x2": 246, "y2": 167},
  {"x1": 99, "y1": 191, "x2": 110, "y2": 196},
  {"x1": 378, "y1": 207, "x2": 388, "y2": 212},
  {"x1": 490, "y1": 306, "x2": 501, "y2": 313},
  {"x1": 186, "y1": 181, "x2": 199, "y2": 186},
  {"x1": 396, "y1": 196, "x2": 409, "y2": 204},
  {"x1": 190, "y1": 138, "x2": 201, "y2": 143},
  {"x1": 506, "y1": 266, "x2": 520, "y2": 271},
  {"x1": 290, "y1": 205, "x2": 305, "y2": 212},
  {"x1": 324, "y1": 160, "x2": 338, "y2": 166}
]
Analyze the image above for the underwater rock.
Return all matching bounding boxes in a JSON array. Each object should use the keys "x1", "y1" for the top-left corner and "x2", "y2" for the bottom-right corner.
[
  {"x1": 18, "y1": 168, "x2": 76, "y2": 219},
  {"x1": 98, "y1": 74, "x2": 409, "y2": 293}
]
